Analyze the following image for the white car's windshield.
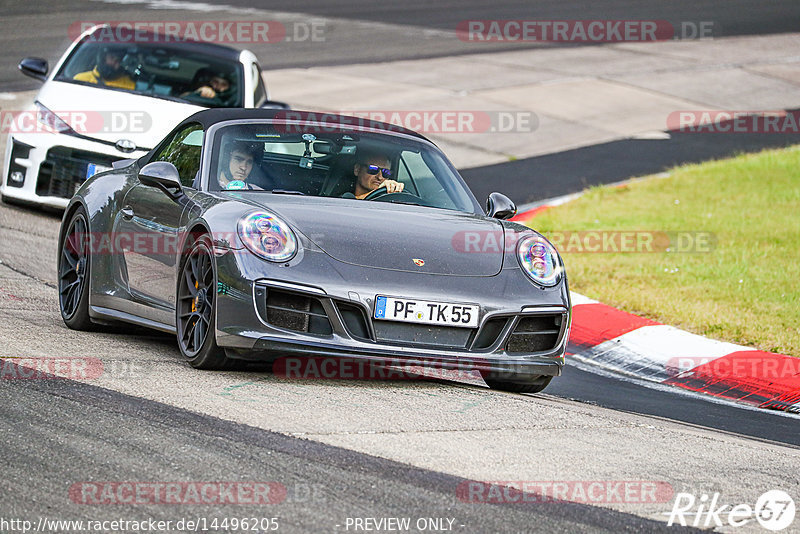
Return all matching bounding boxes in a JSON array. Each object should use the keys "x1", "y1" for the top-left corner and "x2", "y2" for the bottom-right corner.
[
  {"x1": 55, "y1": 40, "x2": 244, "y2": 108},
  {"x1": 209, "y1": 123, "x2": 481, "y2": 213}
]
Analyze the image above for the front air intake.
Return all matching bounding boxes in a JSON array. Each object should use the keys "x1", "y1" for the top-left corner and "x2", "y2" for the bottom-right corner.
[
  {"x1": 263, "y1": 288, "x2": 332, "y2": 335},
  {"x1": 506, "y1": 314, "x2": 562, "y2": 353},
  {"x1": 334, "y1": 301, "x2": 373, "y2": 341}
]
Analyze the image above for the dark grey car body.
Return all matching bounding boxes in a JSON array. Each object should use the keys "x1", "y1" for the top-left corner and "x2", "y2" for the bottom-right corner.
[{"x1": 59, "y1": 109, "x2": 571, "y2": 389}]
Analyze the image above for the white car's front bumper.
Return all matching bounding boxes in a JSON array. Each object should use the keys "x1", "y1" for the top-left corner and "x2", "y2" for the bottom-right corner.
[{"x1": 2, "y1": 132, "x2": 146, "y2": 209}]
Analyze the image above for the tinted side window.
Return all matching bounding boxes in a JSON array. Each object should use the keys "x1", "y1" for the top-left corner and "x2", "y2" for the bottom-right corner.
[{"x1": 152, "y1": 124, "x2": 204, "y2": 187}]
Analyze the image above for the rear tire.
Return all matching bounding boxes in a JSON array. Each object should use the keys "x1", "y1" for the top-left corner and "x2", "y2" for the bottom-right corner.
[
  {"x1": 58, "y1": 206, "x2": 94, "y2": 330},
  {"x1": 176, "y1": 234, "x2": 233, "y2": 370},
  {"x1": 484, "y1": 376, "x2": 552, "y2": 394}
]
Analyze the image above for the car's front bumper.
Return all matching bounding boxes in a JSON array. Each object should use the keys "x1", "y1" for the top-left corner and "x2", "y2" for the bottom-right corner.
[
  {"x1": 2, "y1": 132, "x2": 145, "y2": 209},
  {"x1": 213, "y1": 245, "x2": 570, "y2": 381}
]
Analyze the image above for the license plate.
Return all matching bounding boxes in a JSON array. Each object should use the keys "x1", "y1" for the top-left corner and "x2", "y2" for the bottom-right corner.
[
  {"x1": 374, "y1": 295, "x2": 479, "y2": 328},
  {"x1": 86, "y1": 163, "x2": 111, "y2": 179}
]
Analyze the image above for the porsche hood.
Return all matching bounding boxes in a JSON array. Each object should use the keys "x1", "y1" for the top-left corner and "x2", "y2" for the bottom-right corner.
[{"x1": 261, "y1": 199, "x2": 507, "y2": 276}]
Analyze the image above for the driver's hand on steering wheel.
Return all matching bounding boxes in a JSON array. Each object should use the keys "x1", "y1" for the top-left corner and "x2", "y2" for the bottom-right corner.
[{"x1": 376, "y1": 179, "x2": 404, "y2": 194}]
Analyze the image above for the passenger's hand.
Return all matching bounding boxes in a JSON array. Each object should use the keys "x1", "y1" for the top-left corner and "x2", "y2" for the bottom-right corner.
[{"x1": 380, "y1": 180, "x2": 404, "y2": 194}]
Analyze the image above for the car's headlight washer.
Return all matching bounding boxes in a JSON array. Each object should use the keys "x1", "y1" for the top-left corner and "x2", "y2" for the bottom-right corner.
[
  {"x1": 237, "y1": 211, "x2": 297, "y2": 262},
  {"x1": 516, "y1": 234, "x2": 562, "y2": 287}
]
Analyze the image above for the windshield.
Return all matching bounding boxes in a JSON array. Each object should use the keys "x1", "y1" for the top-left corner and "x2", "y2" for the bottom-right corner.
[
  {"x1": 55, "y1": 40, "x2": 243, "y2": 108},
  {"x1": 208, "y1": 123, "x2": 481, "y2": 214}
]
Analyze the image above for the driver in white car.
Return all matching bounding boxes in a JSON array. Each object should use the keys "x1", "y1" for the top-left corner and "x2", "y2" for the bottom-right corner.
[
  {"x1": 73, "y1": 46, "x2": 135, "y2": 90},
  {"x1": 352, "y1": 152, "x2": 404, "y2": 199}
]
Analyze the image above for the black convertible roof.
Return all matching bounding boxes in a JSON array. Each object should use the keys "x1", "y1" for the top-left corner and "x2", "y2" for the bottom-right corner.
[{"x1": 178, "y1": 108, "x2": 430, "y2": 141}]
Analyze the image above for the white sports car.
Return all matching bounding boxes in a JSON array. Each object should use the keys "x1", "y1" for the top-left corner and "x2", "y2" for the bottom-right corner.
[{"x1": 2, "y1": 25, "x2": 285, "y2": 210}]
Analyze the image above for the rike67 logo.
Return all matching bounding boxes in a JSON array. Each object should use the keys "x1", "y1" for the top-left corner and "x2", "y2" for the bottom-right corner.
[{"x1": 666, "y1": 490, "x2": 795, "y2": 531}]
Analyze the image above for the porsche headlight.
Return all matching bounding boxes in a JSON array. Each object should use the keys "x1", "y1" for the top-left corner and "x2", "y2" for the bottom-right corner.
[
  {"x1": 237, "y1": 211, "x2": 297, "y2": 262},
  {"x1": 35, "y1": 102, "x2": 75, "y2": 134},
  {"x1": 517, "y1": 234, "x2": 562, "y2": 287}
]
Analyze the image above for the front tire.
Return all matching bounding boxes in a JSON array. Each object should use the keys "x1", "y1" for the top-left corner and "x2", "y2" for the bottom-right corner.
[
  {"x1": 58, "y1": 206, "x2": 94, "y2": 330},
  {"x1": 176, "y1": 234, "x2": 232, "y2": 369}
]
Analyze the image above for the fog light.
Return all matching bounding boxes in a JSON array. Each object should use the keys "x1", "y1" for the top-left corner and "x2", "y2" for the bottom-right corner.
[{"x1": 9, "y1": 171, "x2": 24, "y2": 185}]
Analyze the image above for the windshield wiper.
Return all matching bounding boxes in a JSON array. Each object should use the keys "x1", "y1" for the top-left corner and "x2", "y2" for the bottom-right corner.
[{"x1": 269, "y1": 189, "x2": 306, "y2": 195}]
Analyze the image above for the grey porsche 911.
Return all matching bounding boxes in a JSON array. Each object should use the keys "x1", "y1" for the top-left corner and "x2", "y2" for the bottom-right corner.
[{"x1": 57, "y1": 109, "x2": 570, "y2": 393}]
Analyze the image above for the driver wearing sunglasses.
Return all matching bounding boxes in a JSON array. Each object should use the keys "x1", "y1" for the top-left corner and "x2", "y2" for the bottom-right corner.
[{"x1": 352, "y1": 152, "x2": 404, "y2": 199}]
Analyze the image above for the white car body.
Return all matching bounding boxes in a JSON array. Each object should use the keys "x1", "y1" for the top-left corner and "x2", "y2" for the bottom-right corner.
[{"x1": 2, "y1": 26, "x2": 273, "y2": 209}]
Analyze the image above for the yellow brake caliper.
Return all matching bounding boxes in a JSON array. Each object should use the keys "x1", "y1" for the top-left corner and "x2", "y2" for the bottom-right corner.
[{"x1": 191, "y1": 280, "x2": 199, "y2": 312}]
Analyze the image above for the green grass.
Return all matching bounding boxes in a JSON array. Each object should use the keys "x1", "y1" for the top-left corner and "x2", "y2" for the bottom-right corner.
[{"x1": 527, "y1": 146, "x2": 800, "y2": 356}]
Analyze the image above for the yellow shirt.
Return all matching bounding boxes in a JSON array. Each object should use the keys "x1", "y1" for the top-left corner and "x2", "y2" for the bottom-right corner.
[{"x1": 73, "y1": 68, "x2": 135, "y2": 90}]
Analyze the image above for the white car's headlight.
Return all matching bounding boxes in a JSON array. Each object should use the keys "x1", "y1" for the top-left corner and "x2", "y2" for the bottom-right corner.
[
  {"x1": 35, "y1": 102, "x2": 75, "y2": 134},
  {"x1": 237, "y1": 211, "x2": 297, "y2": 262},
  {"x1": 517, "y1": 234, "x2": 562, "y2": 287}
]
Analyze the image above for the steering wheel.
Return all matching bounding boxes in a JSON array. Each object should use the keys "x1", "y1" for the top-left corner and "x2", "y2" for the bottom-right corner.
[{"x1": 363, "y1": 186, "x2": 424, "y2": 204}]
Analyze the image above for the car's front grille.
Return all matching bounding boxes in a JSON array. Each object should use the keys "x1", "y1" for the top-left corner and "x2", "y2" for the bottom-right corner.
[
  {"x1": 260, "y1": 288, "x2": 332, "y2": 335},
  {"x1": 373, "y1": 321, "x2": 474, "y2": 349},
  {"x1": 36, "y1": 147, "x2": 116, "y2": 199},
  {"x1": 506, "y1": 314, "x2": 562, "y2": 353}
]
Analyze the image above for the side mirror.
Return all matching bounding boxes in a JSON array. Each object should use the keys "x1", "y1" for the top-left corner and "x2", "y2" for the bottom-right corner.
[
  {"x1": 139, "y1": 161, "x2": 183, "y2": 199},
  {"x1": 486, "y1": 192, "x2": 516, "y2": 220},
  {"x1": 18, "y1": 57, "x2": 49, "y2": 82}
]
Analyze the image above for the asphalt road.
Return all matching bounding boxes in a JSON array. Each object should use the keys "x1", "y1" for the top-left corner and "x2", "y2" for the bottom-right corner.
[
  {"x1": 203, "y1": 0, "x2": 800, "y2": 36},
  {"x1": 4, "y1": 0, "x2": 800, "y2": 91},
  {"x1": 0, "y1": 198, "x2": 797, "y2": 450},
  {"x1": 547, "y1": 365, "x2": 800, "y2": 447},
  {"x1": 3, "y1": 374, "x2": 695, "y2": 533},
  {"x1": 0, "y1": 170, "x2": 798, "y2": 532},
  {"x1": 461, "y1": 124, "x2": 800, "y2": 205},
  {"x1": 1, "y1": 2, "x2": 799, "y2": 532},
  {"x1": 5, "y1": 0, "x2": 800, "y2": 208}
]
